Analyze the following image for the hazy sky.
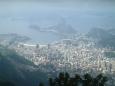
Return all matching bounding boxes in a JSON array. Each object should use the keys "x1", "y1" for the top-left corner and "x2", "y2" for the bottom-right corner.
[{"x1": 0, "y1": 0, "x2": 115, "y2": 34}]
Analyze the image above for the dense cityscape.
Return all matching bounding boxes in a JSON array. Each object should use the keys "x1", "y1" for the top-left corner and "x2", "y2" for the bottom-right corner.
[
  {"x1": 0, "y1": 1, "x2": 115, "y2": 86},
  {"x1": 10, "y1": 34, "x2": 114, "y2": 86}
]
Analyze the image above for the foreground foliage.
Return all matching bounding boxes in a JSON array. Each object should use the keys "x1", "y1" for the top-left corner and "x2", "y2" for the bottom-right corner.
[{"x1": 39, "y1": 72, "x2": 108, "y2": 86}]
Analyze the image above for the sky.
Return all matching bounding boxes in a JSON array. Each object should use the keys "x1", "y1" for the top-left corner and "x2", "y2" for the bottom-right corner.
[{"x1": 0, "y1": 0, "x2": 115, "y2": 43}]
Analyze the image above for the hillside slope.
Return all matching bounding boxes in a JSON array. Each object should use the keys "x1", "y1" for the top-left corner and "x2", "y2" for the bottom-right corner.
[{"x1": 0, "y1": 45, "x2": 47, "y2": 86}]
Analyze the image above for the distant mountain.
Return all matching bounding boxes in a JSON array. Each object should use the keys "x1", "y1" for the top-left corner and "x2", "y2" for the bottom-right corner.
[
  {"x1": 87, "y1": 28, "x2": 112, "y2": 39},
  {"x1": 47, "y1": 22, "x2": 77, "y2": 34},
  {"x1": 107, "y1": 28, "x2": 115, "y2": 35},
  {"x1": 87, "y1": 28, "x2": 115, "y2": 49},
  {"x1": 29, "y1": 25, "x2": 41, "y2": 31},
  {"x1": 0, "y1": 33, "x2": 31, "y2": 47},
  {"x1": 0, "y1": 45, "x2": 47, "y2": 86},
  {"x1": 29, "y1": 22, "x2": 77, "y2": 35}
]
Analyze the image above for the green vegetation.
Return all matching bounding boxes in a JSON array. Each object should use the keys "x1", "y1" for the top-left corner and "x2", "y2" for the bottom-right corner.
[
  {"x1": 0, "y1": 45, "x2": 48, "y2": 86},
  {"x1": 39, "y1": 72, "x2": 108, "y2": 86},
  {"x1": 0, "y1": 45, "x2": 110, "y2": 86},
  {"x1": 0, "y1": 80, "x2": 15, "y2": 86}
]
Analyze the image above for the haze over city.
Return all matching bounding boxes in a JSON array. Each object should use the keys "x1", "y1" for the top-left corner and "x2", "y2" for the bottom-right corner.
[
  {"x1": 0, "y1": 1, "x2": 115, "y2": 86},
  {"x1": 0, "y1": 0, "x2": 115, "y2": 43}
]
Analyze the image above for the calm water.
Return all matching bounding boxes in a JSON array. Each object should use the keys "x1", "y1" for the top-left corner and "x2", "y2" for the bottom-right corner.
[
  {"x1": 0, "y1": 13, "x2": 115, "y2": 44},
  {"x1": 0, "y1": 2, "x2": 115, "y2": 44}
]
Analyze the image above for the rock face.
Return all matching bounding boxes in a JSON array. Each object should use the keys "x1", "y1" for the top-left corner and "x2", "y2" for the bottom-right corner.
[{"x1": 0, "y1": 45, "x2": 47, "y2": 86}]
